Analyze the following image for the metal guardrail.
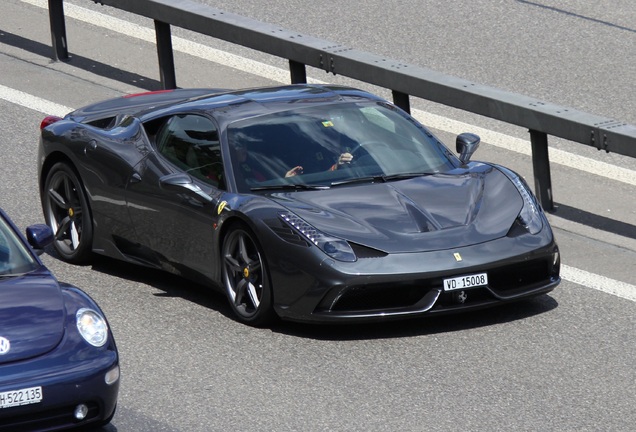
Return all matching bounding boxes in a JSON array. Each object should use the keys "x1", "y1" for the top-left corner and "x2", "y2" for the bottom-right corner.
[{"x1": 47, "y1": 0, "x2": 636, "y2": 211}]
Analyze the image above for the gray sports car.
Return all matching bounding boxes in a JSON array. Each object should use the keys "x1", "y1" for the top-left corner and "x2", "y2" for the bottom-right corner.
[{"x1": 38, "y1": 84, "x2": 560, "y2": 325}]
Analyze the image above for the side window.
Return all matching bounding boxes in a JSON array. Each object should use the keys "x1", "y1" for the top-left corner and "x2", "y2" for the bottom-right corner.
[{"x1": 155, "y1": 114, "x2": 225, "y2": 189}]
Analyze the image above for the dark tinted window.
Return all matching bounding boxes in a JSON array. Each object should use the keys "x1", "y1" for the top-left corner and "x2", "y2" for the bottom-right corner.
[{"x1": 156, "y1": 114, "x2": 225, "y2": 189}]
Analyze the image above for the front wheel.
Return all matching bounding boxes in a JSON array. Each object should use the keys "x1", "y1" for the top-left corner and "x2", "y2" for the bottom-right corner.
[
  {"x1": 222, "y1": 225, "x2": 275, "y2": 326},
  {"x1": 42, "y1": 162, "x2": 94, "y2": 263}
]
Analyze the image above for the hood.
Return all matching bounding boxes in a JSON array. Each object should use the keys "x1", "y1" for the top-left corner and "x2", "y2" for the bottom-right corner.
[
  {"x1": 0, "y1": 270, "x2": 65, "y2": 364},
  {"x1": 271, "y1": 165, "x2": 523, "y2": 253}
]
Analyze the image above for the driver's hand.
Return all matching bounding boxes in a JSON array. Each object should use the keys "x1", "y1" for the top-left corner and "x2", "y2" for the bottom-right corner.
[
  {"x1": 285, "y1": 166, "x2": 304, "y2": 177},
  {"x1": 337, "y1": 152, "x2": 353, "y2": 166}
]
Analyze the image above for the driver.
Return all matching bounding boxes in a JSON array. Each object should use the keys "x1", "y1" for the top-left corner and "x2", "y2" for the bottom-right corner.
[
  {"x1": 285, "y1": 116, "x2": 356, "y2": 177},
  {"x1": 328, "y1": 152, "x2": 354, "y2": 171},
  {"x1": 284, "y1": 151, "x2": 353, "y2": 177}
]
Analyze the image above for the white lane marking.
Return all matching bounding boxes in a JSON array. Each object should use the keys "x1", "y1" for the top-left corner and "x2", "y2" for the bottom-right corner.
[
  {"x1": 21, "y1": 0, "x2": 636, "y2": 188},
  {"x1": 9, "y1": 0, "x2": 636, "y2": 303},
  {"x1": 0, "y1": 84, "x2": 71, "y2": 117},
  {"x1": 562, "y1": 265, "x2": 636, "y2": 302}
]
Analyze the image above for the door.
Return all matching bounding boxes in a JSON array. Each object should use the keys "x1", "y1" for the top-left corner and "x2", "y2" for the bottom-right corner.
[{"x1": 125, "y1": 113, "x2": 226, "y2": 280}]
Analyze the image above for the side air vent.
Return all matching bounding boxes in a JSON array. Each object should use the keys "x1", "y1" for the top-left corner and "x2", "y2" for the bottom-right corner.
[
  {"x1": 86, "y1": 116, "x2": 117, "y2": 129},
  {"x1": 350, "y1": 242, "x2": 388, "y2": 258}
]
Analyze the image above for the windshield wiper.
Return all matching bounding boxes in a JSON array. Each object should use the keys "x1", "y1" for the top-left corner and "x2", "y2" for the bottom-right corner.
[
  {"x1": 330, "y1": 175, "x2": 387, "y2": 187},
  {"x1": 383, "y1": 172, "x2": 434, "y2": 181},
  {"x1": 250, "y1": 183, "x2": 331, "y2": 192},
  {"x1": 331, "y1": 172, "x2": 433, "y2": 187}
]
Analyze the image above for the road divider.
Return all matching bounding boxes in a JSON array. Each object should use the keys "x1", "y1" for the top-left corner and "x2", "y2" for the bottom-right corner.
[{"x1": 19, "y1": 0, "x2": 636, "y2": 188}]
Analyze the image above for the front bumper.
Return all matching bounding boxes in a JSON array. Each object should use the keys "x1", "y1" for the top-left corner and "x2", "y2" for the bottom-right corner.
[
  {"x1": 269, "y1": 230, "x2": 560, "y2": 323},
  {"x1": 0, "y1": 341, "x2": 119, "y2": 431}
]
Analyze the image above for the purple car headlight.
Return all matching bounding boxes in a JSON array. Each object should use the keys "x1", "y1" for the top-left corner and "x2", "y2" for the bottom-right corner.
[
  {"x1": 76, "y1": 308, "x2": 109, "y2": 347},
  {"x1": 280, "y1": 212, "x2": 357, "y2": 262}
]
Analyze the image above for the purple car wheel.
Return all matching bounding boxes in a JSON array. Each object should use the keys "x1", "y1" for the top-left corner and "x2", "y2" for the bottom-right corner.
[
  {"x1": 43, "y1": 162, "x2": 93, "y2": 263},
  {"x1": 222, "y1": 225, "x2": 274, "y2": 326}
]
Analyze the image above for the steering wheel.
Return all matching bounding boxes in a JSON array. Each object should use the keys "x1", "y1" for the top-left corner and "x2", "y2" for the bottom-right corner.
[{"x1": 339, "y1": 140, "x2": 386, "y2": 168}]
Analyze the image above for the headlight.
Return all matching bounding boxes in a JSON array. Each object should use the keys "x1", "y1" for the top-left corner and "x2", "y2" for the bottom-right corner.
[
  {"x1": 76, "y1": 308, "x2": 109, "y2": 347},
  {"x1": 280, "y1": 212, "x2": 357, "y2": 262},
  {"x1": 510, "y1": 175, "x2": 543, "y2": 235}
]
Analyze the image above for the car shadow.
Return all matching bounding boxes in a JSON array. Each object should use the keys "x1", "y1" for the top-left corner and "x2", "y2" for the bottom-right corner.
[
  {"x1": 270, "y1": 294, "x2": 559, "y2": 341},
  {"x1": 83, "y1": 253, "x2": 235, "y2": 319}
]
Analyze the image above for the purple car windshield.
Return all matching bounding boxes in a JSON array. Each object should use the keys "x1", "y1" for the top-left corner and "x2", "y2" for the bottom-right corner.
[{"x1": 0, "y1": 218, "x2": 38, "y2": 276}]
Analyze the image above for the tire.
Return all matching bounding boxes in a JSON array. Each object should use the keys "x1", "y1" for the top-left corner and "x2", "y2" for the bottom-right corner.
[
  {"x1": 42, "y1": 162, "x2": 94, "y2": 264},
  {"x1": 221, "y1": 224, "x2": 275, "y2": 326}
]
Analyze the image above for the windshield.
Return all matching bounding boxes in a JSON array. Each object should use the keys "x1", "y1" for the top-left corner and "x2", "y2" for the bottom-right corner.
[
  {"x1": 0, "y1": 217, "x2": 38, "y2": 276},
  {"x1": 226, "y1": 101, "x2": 457, "y2": 192}
]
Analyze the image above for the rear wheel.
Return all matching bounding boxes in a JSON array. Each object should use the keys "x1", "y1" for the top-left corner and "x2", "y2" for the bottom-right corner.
[
  {"x1": 222, "y1": 224, "x2": 275, "y2": 326},
  {"x1": 43, "y1": 162, "x2": 93, "y2": 263}
]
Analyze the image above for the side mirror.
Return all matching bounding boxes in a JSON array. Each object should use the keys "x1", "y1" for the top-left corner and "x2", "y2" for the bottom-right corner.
[
  {"x1": 456, "y1": 133, "x2": 481, "y2": 165},
  {"x1": 26, "y1": 224, "x2": 54, "y2": 255},
  {"x1": 159, "y1": 173, "x2": 214, "y2": 204}
]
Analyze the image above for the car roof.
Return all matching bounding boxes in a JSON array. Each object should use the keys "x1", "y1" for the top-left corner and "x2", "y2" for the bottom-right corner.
[{"x1": 143, "y1": 84, "x2": 386, "y2": 125}]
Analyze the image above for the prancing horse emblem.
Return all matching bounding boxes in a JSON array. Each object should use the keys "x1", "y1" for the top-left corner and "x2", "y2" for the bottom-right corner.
[{"x1": 457, "y1": 291, "x2": 468, "y2": 304}]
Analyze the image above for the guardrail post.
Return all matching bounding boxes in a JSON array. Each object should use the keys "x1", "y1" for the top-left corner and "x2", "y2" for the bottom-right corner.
[
  {"x1": 392, "y1": 90, "x2": 410, "y2": 114},
  {"x1": 529, "y1": 130, "x2": 554, "y2": 211},
  {"x1": 289, "y1": 60, "x2": 307, "y2": 84},
  {"x1": 48, "y1": 0, "x2": 68, "y2": 61},
  {"x1": 154, "y1": 20, "x2": 177, "y2": 89}
]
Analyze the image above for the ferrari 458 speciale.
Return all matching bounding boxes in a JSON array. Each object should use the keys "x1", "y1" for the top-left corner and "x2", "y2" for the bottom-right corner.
[{"x1": 38, "y1": 84, "x2": 560, "y2": 325}]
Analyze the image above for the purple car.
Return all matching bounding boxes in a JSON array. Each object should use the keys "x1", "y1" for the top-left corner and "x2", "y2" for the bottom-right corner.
[{"x1": 0, "y1": 208, "x2": 119, "y2": 431}]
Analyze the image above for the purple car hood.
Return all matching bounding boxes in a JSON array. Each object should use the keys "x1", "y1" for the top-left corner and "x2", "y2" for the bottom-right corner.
[
  {"x1": 273, "y1": 166, "x2": 523, "y2": 253},
  {"x1": 0, "y1": 272, "x2": 65, "y2": 364}
]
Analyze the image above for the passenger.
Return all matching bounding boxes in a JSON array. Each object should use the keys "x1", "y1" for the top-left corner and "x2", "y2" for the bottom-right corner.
[{"x1": 235, "y1": 143, "x2": 267, "y2": 182}]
